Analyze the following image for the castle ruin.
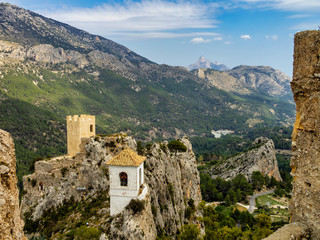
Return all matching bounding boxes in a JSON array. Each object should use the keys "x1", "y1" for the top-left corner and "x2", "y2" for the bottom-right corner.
[{"x1": 66, "y1": 114, "x2": 95, "y2": 156}]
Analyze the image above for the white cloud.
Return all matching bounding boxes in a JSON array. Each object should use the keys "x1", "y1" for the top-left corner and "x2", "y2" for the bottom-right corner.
[
  {"x1": 265, "y1": 35, "x2": 278, "y2": 40},
  {"x1": 291, "y1": 23, "x2": 319, "y2": 30},
  {"x1": 40, "y1": 0, "x2": 219, "y2": 39},
  {"x1": 213, "y1": 37, "x2": 223, "y2": 41},
  {"x1": 119, "y1": 32, "x2": 219, "y2": 39},
  {"x1": 224, "y1": 41, "x2": 234, "y2": 45},
  {"x1": 236, "y1": 0, "x2": 320, "y2": 11},
  {"x1": 240, "y1": 34, "x2": 251, "y2": 40},
  {"x1": 287, "y1": 14, "x2": 312, "y2": 19},
  {"x1": 191, "y1": 37, "x2": 211, "y2": 44}
]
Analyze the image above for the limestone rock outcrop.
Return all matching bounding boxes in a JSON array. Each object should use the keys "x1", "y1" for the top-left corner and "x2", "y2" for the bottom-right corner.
[
  {"x1": 264, "y1": 222, "x2": 310, "y2": 240},
  {"x1": 205, "y1": 137, "x2": 282, "y2": 181},
  {"x1": 144, "y1": 137, "x2": 202, "y2": 236},
  {"x1": 0, "y1": 129, "x2": 26, "y2": 240},
  {"x1": 108, "y1": 193, "x2": 157, "y2": 240},
  {"x1": 290, "y1": 30, "x2": 320, "y2": 239},
  {"x1": 21, "y1": 134, "x2": 201, "y2": 239},
  {"x1": 21, "y1": 133, "x2": 135, "y2": 220}
]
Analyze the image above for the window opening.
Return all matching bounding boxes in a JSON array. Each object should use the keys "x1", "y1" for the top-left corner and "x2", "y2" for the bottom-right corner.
[{"x1": 120, "y1": 172, "x2": 128, "y2": 186}]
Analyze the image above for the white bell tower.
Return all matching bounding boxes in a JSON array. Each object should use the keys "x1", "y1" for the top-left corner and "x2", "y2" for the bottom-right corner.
[{"x1": 106, "y1": 148, "x2": 146, "y2": 216}]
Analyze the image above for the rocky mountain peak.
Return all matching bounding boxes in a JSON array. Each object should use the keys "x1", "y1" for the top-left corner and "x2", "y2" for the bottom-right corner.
[
  {"x1": 186, "y1": 56, "x2": 230, "y2": 71},
  {"x1": 227, "y1": 65, "x2": 292, "y2": 98},
  {"x1": 204, "y1": 137, "x2": 282, "y2": 181}
]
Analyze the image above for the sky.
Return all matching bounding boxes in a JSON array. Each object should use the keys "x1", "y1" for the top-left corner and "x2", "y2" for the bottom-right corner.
[{"x1": 5, "y1": 0, "x2": 320, "y2": 76}]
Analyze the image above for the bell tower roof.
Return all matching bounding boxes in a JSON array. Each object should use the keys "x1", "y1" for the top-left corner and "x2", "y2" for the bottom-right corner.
[{"x1": 106, "y1": 148, "x2": 146, "y2": 167}]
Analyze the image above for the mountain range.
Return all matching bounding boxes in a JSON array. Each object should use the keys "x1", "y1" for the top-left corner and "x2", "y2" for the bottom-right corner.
[
  {"x1": 186, "y1": 56, "x2": 230, "y2": 71},
  {"x1": 193, "y1": 65, "x2": 292, "y2": 100},
  {"x1": 0, "y1": 3, "x2": 295, "y2": 178}
]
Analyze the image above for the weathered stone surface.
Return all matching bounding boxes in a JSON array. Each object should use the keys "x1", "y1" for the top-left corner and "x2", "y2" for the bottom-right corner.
[
  {"x1": 264, "y1": 222, "x2": 310, "y2": 240},
  {"x1": 0, "y1": 129, "x2": 26, "y2": 240},
  {"x1": 27, "y1": 44, "x2": 68, "y2": 63},
  {"x1": 144, "y1": 137, "x2": 202, "y2": 236},
  {"x1": 109, "y1": 193, "x2": 157, "y2": 240},
  {"x1": 290, "y1": 30, "x2": 320, "y2": 240},
  {"x1": 205, "y1": 137, "x2": 282, "y2": 181}
]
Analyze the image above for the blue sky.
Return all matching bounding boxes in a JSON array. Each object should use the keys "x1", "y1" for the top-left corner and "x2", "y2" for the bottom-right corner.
[{"x1": 5, "y1": 0, "x2": 320, "y2": 75}]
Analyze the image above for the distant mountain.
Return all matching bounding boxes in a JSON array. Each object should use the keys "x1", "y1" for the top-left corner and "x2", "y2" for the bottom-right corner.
[
  {"x1": 186, "y1": 56, "x2": 230, "y2": 71},
  {"x1": 228, "y1": 65, "x2": 292, "y2": 99},
  {"x1": 203, "y1": 137, "x2": 282, "y2": 181},
  {"x1": 192, "y1": 65, "x2": 292, "y2": 100},
  {"x1": 0, "y1": 3, "x2": 295, "y2": 178}
]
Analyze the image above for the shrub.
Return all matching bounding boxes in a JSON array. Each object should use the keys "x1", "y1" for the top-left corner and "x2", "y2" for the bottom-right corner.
[
  {"x1": 126, "y1": 199, "x2": 145, "y2": 214},
  {"x1": 179, "y1": 223, "x2": 200, "y2": 240},
  {"x1": 168, "y1": 183, "x2": 175, "y2": 206},
  {"x1": 29, "y1": 157, "x2": 43, "y2": 172},
  {"x1": 74, "y1": 226, "x2": 101, "y2": 240},
  {"x1": 137, "y1": 141, "x2": 144, "y2": 155},
  {"x1": 31, "y1": 179, "x2": 37, "y2": 187},
  {"x1": 185, "y1": 206, "x2": 194, "y2": 220},
  {"x1": 151, "y1": 204, "x2": 157, "y2": 217},
  {"x1": 61, "y1": 167, "x2": 68, "y2": 177},
  {"x1": 168, "y1": 140, "x2": 187, "y2": 152}
]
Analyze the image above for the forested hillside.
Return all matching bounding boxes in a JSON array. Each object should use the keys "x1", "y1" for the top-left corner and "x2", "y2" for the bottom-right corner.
[{"x1": 0, "y1": 3, "x2": 295, "y2": 182}]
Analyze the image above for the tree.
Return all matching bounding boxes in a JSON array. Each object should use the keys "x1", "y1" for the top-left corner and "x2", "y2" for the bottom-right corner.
[
  {"x1": 179, "y1": 224, "x2": 200, "y2": 240},
  {"x1": 224, "y1": 195, "x2": 232, "y2": 206},
  {"x1": 251, "y1": 171, "x2": 265, "y2": 190},
  {"x1": 256, "y1": 212, "x2": 272, "y2": 229}
]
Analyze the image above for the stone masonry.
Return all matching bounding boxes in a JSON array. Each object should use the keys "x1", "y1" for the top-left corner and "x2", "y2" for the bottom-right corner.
[{"x1": 66, "y1": 114, "x2": 95, "y2": 156}]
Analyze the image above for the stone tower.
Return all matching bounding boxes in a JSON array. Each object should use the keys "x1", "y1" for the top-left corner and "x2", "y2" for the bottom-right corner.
[
  {"x1": 106, "y1": 148, "x2": 146, "y2": 216},
  {"x1": 66, "y1": 115, "x2": 95, "y2": 156}
]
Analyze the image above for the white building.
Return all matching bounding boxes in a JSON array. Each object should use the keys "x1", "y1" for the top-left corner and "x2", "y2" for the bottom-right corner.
[{"x1": 106, "y1": 148, "x2": 147, "y2": 216}]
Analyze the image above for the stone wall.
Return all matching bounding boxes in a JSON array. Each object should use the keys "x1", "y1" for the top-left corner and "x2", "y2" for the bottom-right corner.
[
  {"x1": 0, "y1": 129, "x2": 26, "y2": 240},
  {"x1": 66, "y1": 114, "x2": 95, "y2": 156}
]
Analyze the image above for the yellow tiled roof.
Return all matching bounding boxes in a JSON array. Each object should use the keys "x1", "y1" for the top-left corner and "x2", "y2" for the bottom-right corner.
[{"x1": 106, "y1": 148, "x2": 146, "y2": 166}]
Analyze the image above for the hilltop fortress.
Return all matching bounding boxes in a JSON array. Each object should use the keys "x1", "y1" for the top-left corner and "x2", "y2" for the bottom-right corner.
[{"x1": 19, "y1": 114, "x2": 201, "y2": 239}]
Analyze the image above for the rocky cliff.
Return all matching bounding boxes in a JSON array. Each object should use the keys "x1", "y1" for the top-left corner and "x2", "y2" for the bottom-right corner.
[
  {"x1": 290, "y1": 30, "x2": 320, "y2": 239},
  {"x1": 204, "y1": 137, "x2": 282, "y2": 181},
  {"x1": 193, "y1": 65, "x2": 292, "y2": 99},
  {"x1": 21, "y1": 134, "x2": 201, "y2": 239},
  {"x1": 143, "y1": 137, "x2": 201, "y2": 236},
  {"x1": 228, "y1": 65, "x2": 292, "y2": 99},
  {"x1": 0, "y1": 129, "x2": 26, "y2": 240}
]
